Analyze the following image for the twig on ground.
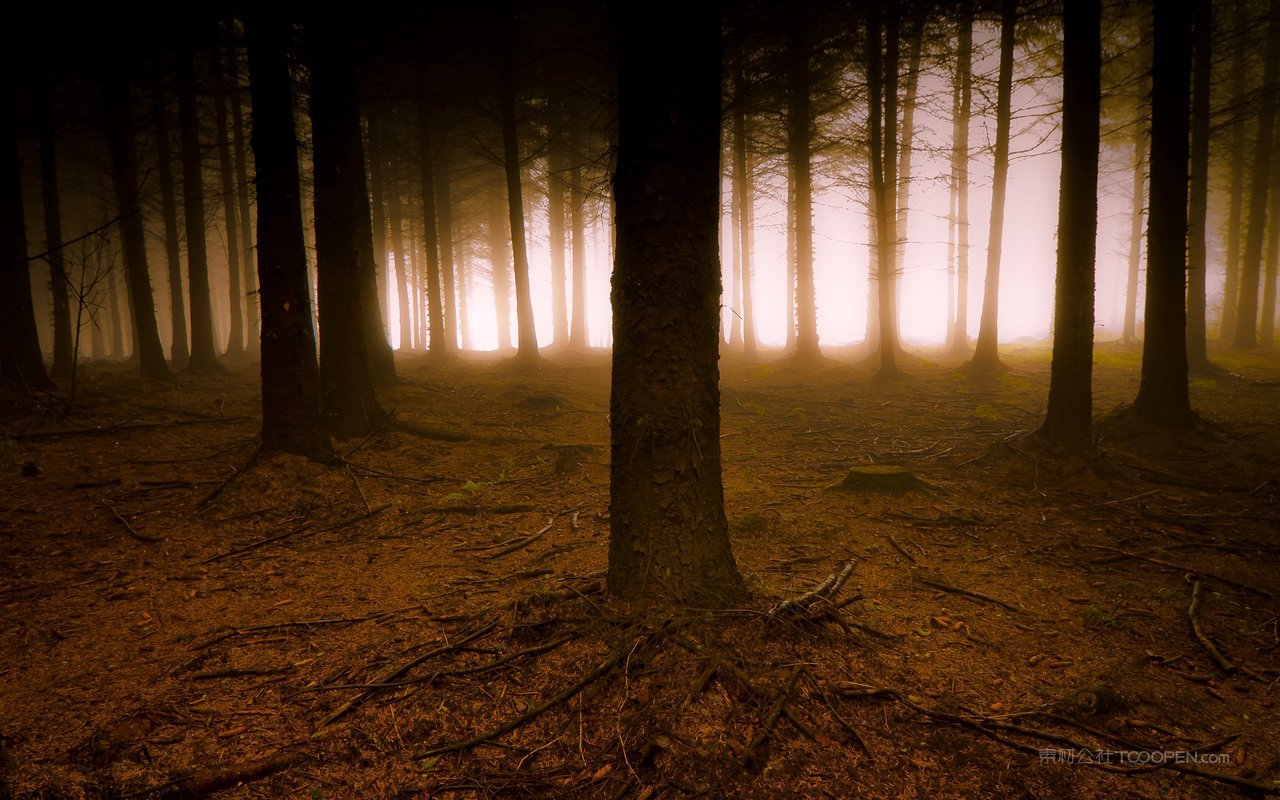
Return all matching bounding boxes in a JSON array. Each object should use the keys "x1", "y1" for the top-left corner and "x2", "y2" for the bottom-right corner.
[
  {"x1": 1082, "y1": 544, "x2": 1273, "y2": 598},
  {"x1": 915, "y1": 575, "x2": 1023, "y2": 614},
  {"x1": 1187, "y1": 579, "x2": 1235, "y2": 673},
  {"x1": 198, "y1": 505, "x2": 390, "y2": 564}
]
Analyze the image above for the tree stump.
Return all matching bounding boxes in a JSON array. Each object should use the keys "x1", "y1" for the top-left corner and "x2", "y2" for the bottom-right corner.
[{"x1": 833, "y1": 465, "x2": 928, "y2": 494}]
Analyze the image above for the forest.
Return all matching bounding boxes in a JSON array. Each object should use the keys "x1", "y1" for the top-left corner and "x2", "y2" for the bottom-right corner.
[{"x1": 1, "y1": 0, "x2": 1278, "y2": 797}]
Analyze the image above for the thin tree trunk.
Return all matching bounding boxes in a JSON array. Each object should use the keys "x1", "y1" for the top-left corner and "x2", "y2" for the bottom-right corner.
[
  {"x1": 867, "y1": 0, "x2": 899, "y2": 377},
  {"x1": 152, "y1": 58, "x2": 189, "y2": 368},
  {"x1": 366, "y1": 109, "x2": 390, "y2": 325},
  {"x1": 970, "y1": 0, "x2": 1015, "y2": 372},
  {"x1": 436, "y1": 144, "x2": 458, "y2": 354},
  {"x1": 946, "y1": 67, "x2": 958, "y2": 349},
  {"x1": 228, "y1": 41, "x2": 258, "y2": 350},
  {"x1": 547, "y1": 105, "x2": 569, "y2": 347},
  {"x1": 1122, "y1": 128, "x2": 1146, "y2": 345},
  {"x1": 35, "y1": 72, "x2": 72, "y2": 379},
  {"x1": 245, "y1": 10, "x2": 326, "y2": 456},
  {"x1": 102, "y1": 75, "x2": 171, "y2": 381},
  {"x1": 894, "y1": 16, "x2": 924, "y2": 282},
  {"x1": 949, "y1": 1, "x2": 973, "y2": 354},
  {"x1": 497, "y1": 29, "x2": 540, "y2": 363},
  {"x1": 107, "y1": 260, "x2": 125, "y2": 358},
  {"x1": 387, "y1": 153, "x2": 412, "y2": 350},
  {"x1": 489, "y1": 185, "x2": 513, "y2": 352},
  {"x1": 788, "y1": 10, "x2": 820, "y2": 361},
  {"x1": 176, "y1": 41, "x2": 222, "y2": 371},
  {"x1": 415, "y1": 76, "x2": 447, "y2": 359},
  {"x1": 1041, "y1": 0, "x2": 1100, "y2": 446},
  {"x1": 568, "y1": 121, "x2": 589, "y2": 350},
  {"x1": 1134, "y1": 0, "x2": 1194, "y2": 427},
  {"x1": 1220, "y1": 0, "x2": 1250, "y2": 341},
  {"x1": 731, "y1": 53, "x2": 757, "y2": 358},
  {"x1": 609, "y1": 0, "x2": 742, "y2": 606},
  {"x1": 1234, "y1": 0, "x2": 1280, "y2": 349},
  {"x1": 212, "y1": 45, "x2": 245, "y2": 357},
  {"x1": 1186, "y1": 0, "x2": 1212, "y2": 367},
  {"x1": 458, "y1": 252, "x2": 472, "y2": 351}
]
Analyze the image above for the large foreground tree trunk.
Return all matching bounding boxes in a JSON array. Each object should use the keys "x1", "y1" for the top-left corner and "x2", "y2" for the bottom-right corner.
[
  {"x1": 102, "y1": 75, "x2": 172, "y2": 382},
  {"x1": 1040, "y1": 0, "x2": 1100, "y2": 446},
  {"x1": 1133, "y1": 0, "x2": 1194, "y2": 427},
  {"x1": 246, "y1": 11, "x2": 326, "y2": 456},
  {"x1": 969, "y1": 0, "x2": 1015, "y2": 373},
  {"x1": 608, "y1": 1, "x2": 743, "y2": 606}
]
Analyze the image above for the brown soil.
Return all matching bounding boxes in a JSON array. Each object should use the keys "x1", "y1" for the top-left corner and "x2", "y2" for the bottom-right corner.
[{"x1": 1, "y1": 343, "x2": 1277, "y2": 799}]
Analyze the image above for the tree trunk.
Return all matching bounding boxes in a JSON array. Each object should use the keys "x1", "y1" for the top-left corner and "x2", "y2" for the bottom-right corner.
[
  {"x1": 106, "y1": 260, "x2": 125, "y2": 358},
  {"x1": 1133, "y1": 0, "x2": 1194, "y2": 427},
  {"x1": 497, "y1": 29, "x2": 540, "y2": 363},
  {"x1": 568, "y1": 120, "x2": 589, "y2": 350},
  {"x1": 367, "y1": 109, "x2": 390, "y2": 326},
  {"x1": 867, "y1": 1, "x2": 900, "y2": 377},
  {"x1": 176, "y1": 41, "x2": 223, "y2": 371},
  {"x1": 1, "y1": 77, "x2": 52, "y2": 388},
  {"x1": 1122, "y1": 127, "x2": 1146, "y2": 345},
  {"x1": 488, "y1": 186, "x2": 514, "y2": 353},
  {"x1": 387, "y1": 153, "x2": 412, "y2": 351},
  {"x1": 1040, "y1": 0, "x2": 1100, "y2": 446},
  {"x1": 894, "y1": 16, "x2": 924, "y2": 283},
  {"x1": 415, "y1": 75, "x2": 447, "y2": 359},
  {"x1": 788, "y1": 10, "x2": 820, "y2": 361},
  {"x1": 970, "y1": 0, "x2": 1015, "y2": 372},
  {"x1": 1186, "y1": 0, "x2": 1212, "y2": 368},
  {"x1": 608, "y1": 0, "x2": 743, "y2": 606},
  {"x1": 1234, "y1": 0, "x2": 1280, "y2": 349},
  {"x1": 309, "y1": 16, "x2": 383, "y2": 437},
  {"x1": 436, "y1": 139, "x2": 459, "y2": 354},
  {"x1": 547, "y1": 105, "x2": 569, "y2": 347},
  {"x1": 949, "y1": 1, "x2": 973, "y2": 354},
  {"x1": 35, "y1": 72, "x2": 72, "y2": 380},
  {"x1": 1262, "y1": 137, "x2": 1280, "y2": 347},
  {"x1": 102, "y1": 75, "x2": 171, "y2": 381},
  {"x1": 731, "y1": 52, "x2": 757, "y2": 359},
  {"x1": 458, "y1": 252, "x2": 472, "y2": 351},
  {"x1": 245, "y1": 11, "x2": 326, "y2": 456},
  {"x1": 151, "y1": 58, "x2": 190, "y2": 369},
  {"x1": 1220, "y1": 0, "x2": 1250, "y2": 342},
  {"x1": 228, "y1": 41, "x2": 259, "y2": 351},
  {"x1": 212, "y1": 45, "x2": 245, "y2": 357}
]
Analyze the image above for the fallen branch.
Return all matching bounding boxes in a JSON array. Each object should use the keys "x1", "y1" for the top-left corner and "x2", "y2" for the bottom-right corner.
[
  {"x1": 10, "y1": 416, "x2": 252, "y2": 442},
  {"x1": 415, "y1": 639, "x2": 635, "y2": 759},
  {"x1": 124, "y1": 751, "x2": 302, "y2": 799},
  {"x1": 1187, "y1": 580, "x2": 1234, "y2": 673},
  {"x1": 198, "y1": 505, "x2": 390, "y2": 564},
  {"x1": 915, "y1": 575, "x2": 1023, "y2": 614},
  {"x1": 1082, "y1": 545, "x2": 1273, "y2": 598},
  {"x1": 103, "y1": 501, "x2": 163, "y2": 544},
  {"x1": 484, "y1": 518, "x2": 555, "y2": 559},
  {"x1": 743, "y1": 667, "x2": 803, "y2": 772},
  {"x1": 767, "y1": 560, "x2": 856, "y2": 624},
  {"x1": 192, "y1": 607, "x2": 420, "y2": 650},
  {"x1": 315, "y1": 621, "x2": 499, "y2": 730}
]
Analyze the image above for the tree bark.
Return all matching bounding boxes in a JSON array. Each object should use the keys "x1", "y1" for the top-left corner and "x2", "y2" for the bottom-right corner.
[
  {"x1": 1, "y1": 77, "x2": 52, "y2": 388},
  {"x1": 151, "y1": 58, "x2": 190, "y2": 368},
  {"x1": 1233, "y1": 0, "x2": 1280, "y2": 350},
  {"x1": 788, "y1": 7, "x2": 820, "y2": 361},
  {"x1": 497, "y1": 23, "x2": 540, "y2": 364},
  {"x1": 949, "y1": 1, "x2": 973, "y2": 354},
  {"x1": 176, "y1": 40, "x2": 223, "y2": 371},
  {"x1": 245, "y1": 10, "x2": 327, "y2": 456},
  {"x1": 101, "y1": 74, "x2": 171, "y2": 381},
  {"x1": 1134, "y1": 0, "x2": 1194, "y2": 427},
  {"x1": 309, "y1": 16, "x2": 384, "y2": 437},
  {"x1": 35, "y1": 72, "x2": 72, "y2": 380},
  {"x1": 415, "y1": 73, "x2": 447, "y2": 359},
  {"x1": 969, "y1": 0, "x2": 1015, "y2": 372},
  {"x1": 1186, "y1": 0, "x2": 1212, "y2": 367},
  {"x1": 1040, "y1": 0, "x2": 1100, "y2": 446},
  {"x1": 609, "y1": 0, "x2": 743, "y2": 606},
  {"x1": 212, "y1": 44, "x2": 245, "y2": 357}
]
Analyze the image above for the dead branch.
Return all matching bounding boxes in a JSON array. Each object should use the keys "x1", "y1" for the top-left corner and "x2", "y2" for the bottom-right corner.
[
  {"x1": 743, "y1": 666, "x2": 803, "y2": 772},
  {"x1": 767, "y1": 559, "x2": 856, "y2": 624},
  {"x1": 123, "y1": 751, "x2": 303, "y2": 799},
  {"x1": 103, "y1": 501, "x2": 163, "y2": 544},
  {"x1": 915, "y1": 575, "x2": 1024, "y2": 613},
  {"x1": 315, "y1": 621, "x2": 499, "y2": 730},
  {"x1": 414, "y1": 639, "x2": 635, "y2": 759},
  {"x1": 11, "y1": 416, "x2": 252, "y2": 442},
  {"x1": 198, "y1": 505, "x2": 390, "y2": 564},
  {"x1": 1187, "y1": 580, "x2": 1235, "y2": 673},
  {"x1": 1082, "y1": 544, "x2": 1273, "y2": 598}
]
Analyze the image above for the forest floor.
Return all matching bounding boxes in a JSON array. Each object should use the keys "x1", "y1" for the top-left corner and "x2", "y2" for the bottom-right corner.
[{"x1": 1, "y1": 342, "x2": 1278, "y2": 800}]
